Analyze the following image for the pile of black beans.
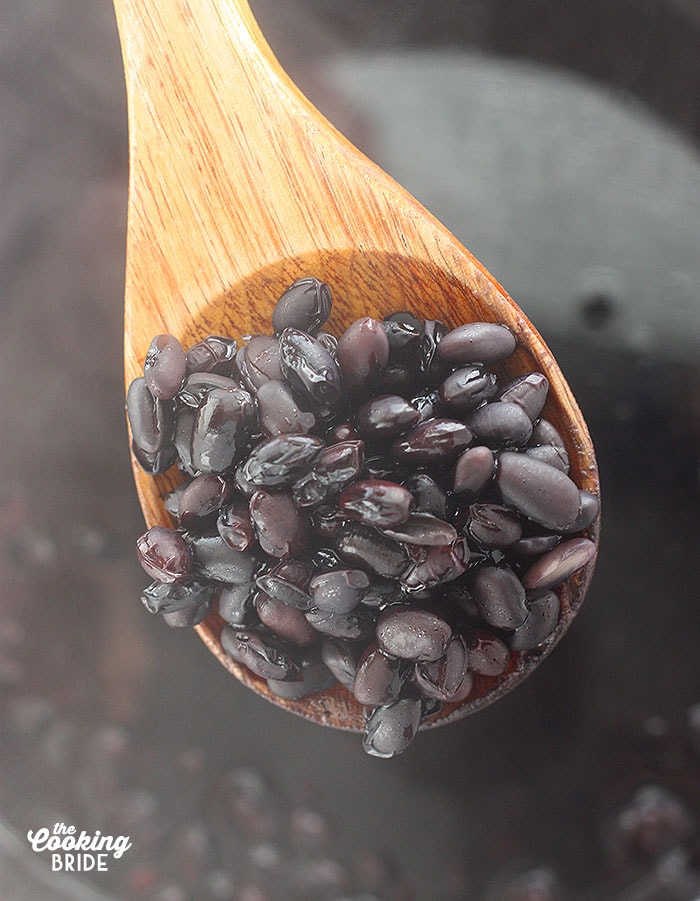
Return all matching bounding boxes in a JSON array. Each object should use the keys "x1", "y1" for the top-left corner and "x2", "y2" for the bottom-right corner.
[{"x1": 128, "y1": 277, "x2": 598, "y2": 758}]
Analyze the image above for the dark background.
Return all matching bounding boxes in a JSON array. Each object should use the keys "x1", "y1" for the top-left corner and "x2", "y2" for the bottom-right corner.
[{"x1": 1, "y1": 1, "x2": 699, "y2": 899}]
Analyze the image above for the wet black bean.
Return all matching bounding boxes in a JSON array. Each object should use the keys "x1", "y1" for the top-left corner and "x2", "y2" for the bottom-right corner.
[
  {"x1": 334, "y1": 522, "x2": 410, "y2": 579},
  {"x1": 362, "y1": 697, "x2": 422, "y2": 758},
  {"x1": 144, "y1": 334, "x2": 187, "y2": 400},
  {"x1": 336, "y1": 317, "x2": 389, "y2": 397},
  {"x1": 509, "y1": 589, "x2": 560, "y2": 651},
  {"x1": 419, "y1": 319, "x2": 448, "y2": 375},
  {"x1": 191, "y1": 385, "x2": 256, "y2": 474},
  {"x1": 467, "y1": 503, "x2": 523, "y2": 548},
  {"x1": 359, "y1": 577, "x2": 406, "y2": 608},
  {"x1": 414, "y1": 634, "x2": 469, "y2": 700},
  {"x1": 141, "y1": 577, "x2": 218, "y2": 615},
  {"x1": 338, "y1": 479, "x2": 414, "y2": 528},
  {"x1": 305, "y1": 605, "x2": 376, "y2": 642},
  {"x1": 131, "y1": 439, "x2": 178, "y2": 475},
  {"x1": 561, "y1": 489, "x2": 600, "y2": 533},
  {"x1": 377, "y1": 362, "x2": 417, "y2": 396},
  {"x1": 464, "y1": 629, "x2": 510, "y2": 675},
  {"x1": 222, "y1": 627, "x2": 302, "y2": 681},
  {"x1": 191, "y1": 535, "x2": 256, "y2": 584},
  {"x1": 529, "y1": 417, "x2": 566, "y2": 450},
  {"x1": 352, "y1": 644, "x2": 404, "y2": 705},
  {"x1": 316, "y1": 331, "x2": 338, "y2": 357},
  {"x1": 174, "y1": 474, "x2": 235, "y2": 528},
  {"x1": 241, "y1": 434, "x2": 325, "y2": 487},
  {"x1": 401, "y1": 538, "x2": 469, "y2": 591},
  {"x1": 162, "y1": 595, "x2": 211, "y2": 627},
  {"x1": 452, "y1": 445, "x2": 495, "y2": 495},
  {"x1": 391, "y1": 418, "x2": 473, "y2": 464},
  {"x1": 266, "y1": 650, "x2": 336, "y2": 699},
  {"x1": 380, "y1": 319, "x2": 421, "y2": 358},
  {"x1": 137, "y1": 527, "x2": 193, "y2": 583},
  {"x1": 354, "y1": 394, "x2": 420, "y2": 438},
  {"x1": 249, "y1": 490, "x2": 310, "y2": 558},
  {"x1": 320, "y1": 639, "x2": 359, "y2": 689},
  {"x1": 497, "y1": 451, "x2": 581, "y2": 530},
  {"x1": 521, "y1": 536, "x2": 596, "y2": 590},
  {"x1": 404, "y1": 473, "x2": 448, "y2": 519},
  {"x1": 439, "y1": 365, "x2": 498, "y2": 412},
  {"x1": 217, "y1": 500, "x2": 255, "y2": 551},
  {"x1": 309, "y1": 569, "x2": 369, "y2": 614},
  {"x1": 308, "y1": 546, "x2": 343, "y2": 571},
  {"x1": 236, "y1": 334, "x2": 283, "y2": 390},
  {"x1": 178, "y1": 371, "x2": 242, "y2": 408},
  {"x1": 218, "y1": 582, "x2": 255, "y2": 626},
  {"x1": 376, "y1": 608, "x2": 452, "y2": 662},
  {"x1": 524, "y1": 443, "x2": 570, "y2": 473},
  {"x1": 468, "y1": 401, "x2": 533, "y2": 448},
  {"x1": 255, "y1": 592, "x2": 318, "y2": 645},
  {"x1": 359, "y1": 454, "x2": 396, "y2": 481},
  {"x1": 327, "y1": 421, "x2": 358, "y2": 443},
  {"x1": 384, "y1": 310, "x2": 422, "y2": 331},
  {"x1": 256, "y1": 379, "x2": 316, "y2": 437},
  {"x1": 127, "y1": 377, "x2": 174, "y2": 456},
  {"x1": 292, "y1": 440, "x2": 364, "y2": 507},
  {"x1": 510, "y1": 533, "x2": 561, "y2": 556},
  {"x1": 410, "y1": 387, "x2": 445, "y2": 423},
  {"x1": 271, "y1": 277, "x2": 332, "y2": 335},
  {"x1": 255, "y1": 559, "x2": 313, "y2": 609},
  {"x1": 173, "y1": 406, "x2": 196, "y2": 474},
  {"x1": 185, "y1": 334, "x2": 238, "y2": 375},
  {"x1": 310, "y1": 504, "x2": 348, "y2": 538},
  {"x1": 279, "y1": 327, "x2": 342, "y2": 407},
  {"x1": 382, "y1": 512, "x2": 457, "y2": 546},
  {"x1": 472, "y1": 565, "x2": 528, "y2": 630},
  {"x1": 438, "y1": 321, "x2": 517, "y2": 366},
  {"x1": 499, "y1": 372, "x2": 549, "y2": 421}
]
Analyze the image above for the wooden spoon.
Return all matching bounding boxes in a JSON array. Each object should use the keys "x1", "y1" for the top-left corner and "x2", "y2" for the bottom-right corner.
[{"x1": 115, "y1": 0, "x2": 600, "y2": 732}]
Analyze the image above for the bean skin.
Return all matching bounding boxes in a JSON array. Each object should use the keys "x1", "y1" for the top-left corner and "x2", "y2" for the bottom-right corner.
[
  {"x1": 256, "y1": 379, "x2": 316, "y2": 437},
  {"x1": 304, "y1": 605, "x2": 376, "y2": 642},
  {"x1": 529, "y1": 418, "x2": 566, "y2": 450},
  {"x1": 271, "y1": 277, "x2": 332, "y2": 335},
  {"x1": 191, "y1": 535, "x2": 256, "y2": 584},
  {"x1": 309, "y1": 569, "x2": 370, "y2": 614},
  {"x1": 521, "y1": 537, "x2": 596, "y2": 590},
  {"x1": 131, "y1": 439, "x2": 177, "y2": 476},
  {"x1": 391, "y1": 418, "x2": 473, "y2": 465},
  {"x1": 439, "y1": 365, "x2": 498, "y2": 412},
  {"x1": 438, "y1": 322, "x2": 517, "y2": 365},
  {"x1": 376, "y1": 608, "x2": 452, "y2": 662},
  {"x1": 127, "y1": 377, "x2": 174, "y2": 456},
  {"x1": 467, "y1": 503, "x2": 522, "y2": 548},
  {"x1": 175, "y1": 474, "x2": 236, "y2": 528},
  {"x1": 362, "y1": 697, "x2": 422, "y2": 758},
  {"x1": 292, "y1": 440, "x2": 364, "y2": 508},
  {"x1": 452, "y1": 445, "x2": 495, "y2": 495},
  {"x1": 320, "y1": 639, "x2": 360, "y2": 689},
  {"x1": 510, "y1": 533, "x2": 561, "y2": 556},
  {"x1": 414, "y1": 634, "x2": 469, "y2": 700},
  {"x1": 497, "y1": 451, "x2": 581, "y2": 530},
  {"x1": 334, "y1": 522, "x2": 410, "y2": 579},
  {"x1": 380, "y1": 319, "x2": 421, "y2": 358},
  {"x1": 561, "y1": 490, "x2": 600, "y2": 533},
  {"x1": 382, "y1": 512, "x2": 457, "y2": 546},
  {"x1": 339, "y1": 480, "x2": 414, "y2": 528},
  {"x1": 236, "y1": 334, "x2": 283, "y2": 390},
  {"x1": 401, "y1": 538, "x2": 469, "y2": 592},
  {"x1": 336, "y1": 317, "x2": 389, "y2": 398},
  {"x1": 499, "y1": 372, "x2": 549, "y2": 421},
  {"x1": 162, "y1": 596, "x2": 211, "y2": 627},
  {"x1": 464, "y1": 629, "x2": 510, "y2": 676},
  {"x1": 241, "y1": 434, "x2": 325, "y2": 487},
  {"x1": 266, "y1": 650, "x2": 336, "y2": 699},
  {"x1": 217, "y1": 500, "x2": 255, "y2": 551},
  {"x1": 509, "y1": 589, "x2": 560, "y2": 651},
  {"x1": 468, "y1": 401, "x2": 533, "y2": 448},
  {"x1": 255, "y1": 559, "x2": 313, "y2": 610},
  {"x1": 141, "y1": 577, "x2": 218, "y2": 615},
  {"x1": 222, "y1": 627, "x2": 302, "y2": 682},
  {"x1": 185, "y1": 334, "x2": 238, "y2": 376},
  {"x1": 178, "y1": 372, "x2": 242, "y2": 408},
  {"x1": 472, "y1": 565, "x2": 528, "y2": 630},
  {"x1": 279, "y1": 327, "x2": 342, "y2": 408},
  {"x1": 403, "y1": 473, "x2": 448, "y2": 519},
  {"x1": 137, "y1": 527, "x2": 193, "y2": 583},
  {"x1": 144, "y1": 334, "x2": 187, "y2": 400},
  {"x1": 255, "y1": 592, "x2": 318, "y2": 646},
  {"x1": 352, "y1": 644, "x2": 404, "y2": 706},
  {"x1": 354, "y1": 394, "x2": 420, "y2": 439},
  {"x1": 249, "y1": 489, "x2": 310, "y2": 558},
  {"x1": 218, "y1": 582, "x2": 255, "y2": 626},
  {"x1": 191, "y1": 385, "x2": 256, "y2": 474},
  {"x1": 524, "y1": 444, "x2": 570, "y2": 473}
]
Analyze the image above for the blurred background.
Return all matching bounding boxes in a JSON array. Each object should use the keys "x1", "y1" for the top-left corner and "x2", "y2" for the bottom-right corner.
[{"x1": 1, "y1": 0, "x2": 700, "y2": 898}]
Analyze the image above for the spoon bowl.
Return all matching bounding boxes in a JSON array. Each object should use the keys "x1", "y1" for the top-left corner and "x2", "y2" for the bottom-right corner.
[{"x1": 115, "y1": 0, "x2": 600, "y2": 731}]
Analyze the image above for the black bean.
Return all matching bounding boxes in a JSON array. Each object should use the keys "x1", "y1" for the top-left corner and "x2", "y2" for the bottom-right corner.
[
  {"x1": 414, "y1": 634, "x2": 469, "y2": 700},
  {"x1": 327, "y1": 421, "x2": 358, "y2": 443},
  {"x1": 410, "y1": 388, "x2": 445, "y2": 423},
  {"x1": 308, "y1": 546, "x2": 343, "y2": 571},
  {"x1": 279, "y1": 327, "x2": 342, "y2": 408},
  {"x1": 256, "y1": 379, "x2": 316, "y2": 437},
  {"x1": 311, "y1": 504, "x2": 348, "y2": 539},
  {"x1": 316, "y1": 331, "x2": 338, "y2": 357},
  {"x1": 561, "y1": 489, "x2": 600, "y2": 533},
  {"x1": 255, "y1": 592, "x2": 318, "y2": 646},
  {"x1": 382, "y1": 512, "x2": 457, "y2": 546},
  {"x1": 266, "y1": 650, "x2": 336, "y2": 699},
  {"x1": 255, "y1": 559, "x2": 313, "y2": 609},
  {"x1": 222, "y1": 627, "x2": 302, "y2": 682},
  {"x1": 185, "y1": 334, "x2": 238, "y2": 375},
  {"x1": 271, "y1": 277, "x2": 332, "y2": 335},
  {"x1": 137, "y1": 527, "x2": 193, "y2": 583},
  {"x1": 131, "y1": 439, "x2": 177, "y2": 475},
  {"x1": 438, "y1": 321, "x2": 517, "y2": 366},
  {"x1": 376, "y1": 608, "x2": 452, "y2": 662},
  {"x1": 336, "y1": 317, "x2": 389, "y2": 398},
  {"x1": 472, "y1": 565, "x2": 528, "y2": 630},
  {"x1": 439, "y1": 365, "x2": 498, "y2": 412},
  {"x1": 401, "y1": 538, "x2": 469, "y2": 591},
  {"x1": 450, "y1": 669, "x2": 475, "y2": 703},
  {"x1": 362, "y1": 697, "x2": 422, "y2": 758},
  {"x1": 292, "y1": 440, "x2": 364, "y2": 507},
  {"x1": 144, "y1": 334, "x2": 187, "y2": 400},
  {"x1": 359, "y1": 454, "x2": 396, "y2": 481},
  {"x1": 173, "y1": 406, "x2": 196, "y2": 473},
  {"x1": 175, "y1": 474, "x2": 235, "y2": 528},
  {"x1": 162, "y1": 595, "x2": 211, "y2": 627},
  {"x1": 127, "y1": 377, "x2": 174, "y2": 456},
  {"x1": 452, "y1": 445, "x2": 495, "y2": 495},
  {"x1": 510, "y1": 533, "x2": 561, "y2": 556},
  {"x1": 521, "y1": 537, "x2": 596, "y2": 590},
  {"x1": 383, "y1": 310, "x2": 422, "y2": 331},
  {"x1": 309, "y1": 569, "x2": 369, "y2": 614},
  {"x1": 217, "y1": 500, "x2": 255, "y2": 551},
  {"x1": 499, "y1": 372, "x2": 549, "y2": 421},
  {"x1": 403, "y1": 473, "x2": 448, "y2": 519},
  {"x1": 178, "y1": 371, "x2": 242, "y2": 408},
  {"x1": 334, "y1": 522, "x2": 410, "y2": 579},
  {"x1": 377, "y1": 362, "x2": 417, "y2": 396},
  {"x1": 529, "y1": 418, "x2": 566, "y2": 450},
  {"x1": 524, "y1": 443, "x2": 570, "y2": 473},
  {"x1": 467, "y1": 503, "x2": 522, "y2": 548},
  {"x1": 191, "y1": 534, "x2": 257, "y2": 584},
  {"x1": 496, "y1": 451, "x2": 581, "y2": 530},
  {"x1": 320, "y1": 639, "x2": 360, "y2": 689},
  {"x1": 352, "y1": 644, "x2": 404, "y2": 705},
  {"x1": 218, "y1": 582, "x2": 255, "y2": 626},
  {"x1": 338, "y1": 479, "x2": 414, "y2": 528},
  {"x1": 379, "y1": 319, "x2": 421, "y2": 358},
  {"x1": 391, "y1": 418, "x2": 473, "y2": 464},
  {"x1": 354, "y1": 394, "x2": 420, "y2": 439},
  {"x1": 419, "y1": 319, "x2": 448, "y2": 375},
  {"x1": 305, "y1": 605, "x2": 376, "y2": 642},
  {"x1": 249, "y1": 490, "x2": 310, "y2": 558},
  {"x1": 141, "y1": 577, "x2": 218, "y2": 614},
  {"x1": 509, "y1": 589, "x2": 560, "y2": 651},
  {"x1": 464, "y1": 629, "x2": 510, "y2": 675},
  {"x1": 236, "y1": 334, "x2": 283, "y2": 390},
  {"x1": 191, "y1": 385, "x2": 256, "y2": 473},
  {"x1": 359, "y1": 577, "x2": 406, "y2": 608},
  {"x1": 241, "y1": 434, "x2": 325, "y2": 487},
  {"x1": 468, "y1": 401, "x2": 533, "y2": 448}
]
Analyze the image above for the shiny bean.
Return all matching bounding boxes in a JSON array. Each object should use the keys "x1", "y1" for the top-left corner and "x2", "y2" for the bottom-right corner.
[
  {"x1": 162, "y1": 595, "x2": 211, "y2": 627},
  {"x1": 218, "y1": 582, "x2": 255, "y2": 626},
  {"x1": 131, "y1": 440, "x2": 177, "y2": 476},
  {"x1": 521, "y1": 537, "x2": 596, "y2": 590},
  {"x1": 468, "y1": 401, "x2": 533, "y2": 448},
  {"x1": 292, "y1": 440, "x2": 364, "y2": 507},
  {"x1": 279, "y1": 327, "x2": 342, "y2": 407},
  {"x1": 137, "y1": 527, "x2": 193, "y2": 583},
  {"x1": 236, "y1": 334, "x2": 283, "y2": 390},
  {"x1": 509, "y1": 589, "x2": 560, "y2": 651},
  {"x1": 336, "y1": 317, "x2": 389, "y2": 397},
  {"x1": 414, "y1": 634, "x2": 469, "y2": 700},
  {"x1": 309, "y1": 569, "x2": 369, "y2": 614},
  {"x1": 524, "y1": 443, "x2": 570, "y2": 473},
  {"x1": 467, "y1": 503, "x2": 522, "y2": 548},
  {"x1": 255, "y1": 592, "x2": 318, "y2": 646},
  {"x1": 382, "y1": 512, "x2": 457, "y2": 546},
  {"x1": 334, "y1": 522, "x2": 410, "y2": 579},
  {"x1": 439, "y1": 365, "x2": 498, "y2": 411},
  {"x1": 376, "y1": 608, "x2": 452, "y2": 662},
  {"x1": 378, "y1": 362, "x2": 418, "y2": 396},
  {"x1": 380, "y1": 319, "x2": 421, "y2": 358},
  {"x1": 191, "y1": 535, "x2": 256, "y2": 584},
  {"x1": 256, "y1": 379, "x2": 316, "y2": 436},
  {"x1": 222, "y1": 627, "x2": 302, "y2": 682},
  {"x1": 255, "y1": 559, "x2": 313, "y2": 609},
  {"x1": 271, "y1": 277, "x2": 332, "y2": 335},
  {"x1": 404, "y1": 473, "x2": 448, "y2": 519},
  {"x1": 452, "y1": 445, "x2": 495, "y2": 495},
  {"x1": 175, "y1": 474, "x2": 235, "y2": 528},
  {"x1": 391, "y1": 418, "x2": 473, "y2": 465},
  {"x1": 141, "y1": 577, "x2": 218, "y2": 615},
  {"x1": 327, "y1": 421, "x2": 358, "y2": 443},
  {"x1": 144, "y1": 334, "x2": 187, "y2": 400},
  {"x1": 438, "y1": 321, "x2": 517, "y2": 365},
  {"x1": 311, "y1": 504, "x2": 348, "y2": 538},
  {"x1": 411, "y1": 388, "x2": 445, "y2": 423},
  {"x1": 401, "y1": 538, "x2": 469, "y2": 591},
  {"x1": 249, "y1": 490, "x2": 310, "y2": 558},
  {"x1": 241, "y1": 434, "x2": 325, "y2": 487},
  {"x1": 362, "y1": 697, "x2": 422, "y2": 758},
  {"x1": 127, "y1": 377, "x2": 174, "y2": 456},
  {"x1": 472, "y1": 565, "x2": 528, "y2": 630},
  {"x1": 352, "y1": 644, "x2": 404, "y2": 705},
  {"x1": 217, "y1": 500, "x2": 255, "y2": 551},
  {"x1": 173, "y1": 406, "x2": 196, "y2": 473},
  {"x1": 191, "y1": 385, "x2": 256, "y2": 474},
  {"x1": 497, "y1": 451, "x2": 581, "y2": 530},
  {"x1": 354, "y1": 394, "x2": 420, "y2": 438},
  {"x1": 464, "y1": 629, "x2": 510, "y2": 675},
  {"x1": 561, "y1": 489, "x2": 600, "y2": 533},
  {"x1": 339, "y1": 479, "x2": 414, "y2": 528},
  {"x1": 510, "y1": 533, "x2": 561, "y2": 556},
  {"x1": 185, "y1": 334, "x2": 238, "y2": 375},
  {"x1": 419, "y1": 319, "x2": 448, "y2": 375},
  {"x1": 178, "y1": 371, "x2": 242, "y2": 408},
  {"x1": 529, "y1": 418, "x2": 566, "y2": 450},
  {"x1": 266, "y1": 650, "x2": 336, "y2": 699},
  {"x1": 304, "y1": 605, "x2": 376, "y2": 641},
  {"x1": 499, "y1": 372, "x2": 549, "y2": 421},
  {"x1": 320, "y1": 639, "x2": 360, "y2": 689}
]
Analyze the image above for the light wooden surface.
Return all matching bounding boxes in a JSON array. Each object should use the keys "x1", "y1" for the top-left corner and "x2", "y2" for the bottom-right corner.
[{"x1": 114, "y1": 0, "x2": 600, "y2": 731}]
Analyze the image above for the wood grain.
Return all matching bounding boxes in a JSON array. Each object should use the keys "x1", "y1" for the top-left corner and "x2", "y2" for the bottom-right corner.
[{"x1": 115, "y1": 0, "x2": 600, "y2": 731}]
